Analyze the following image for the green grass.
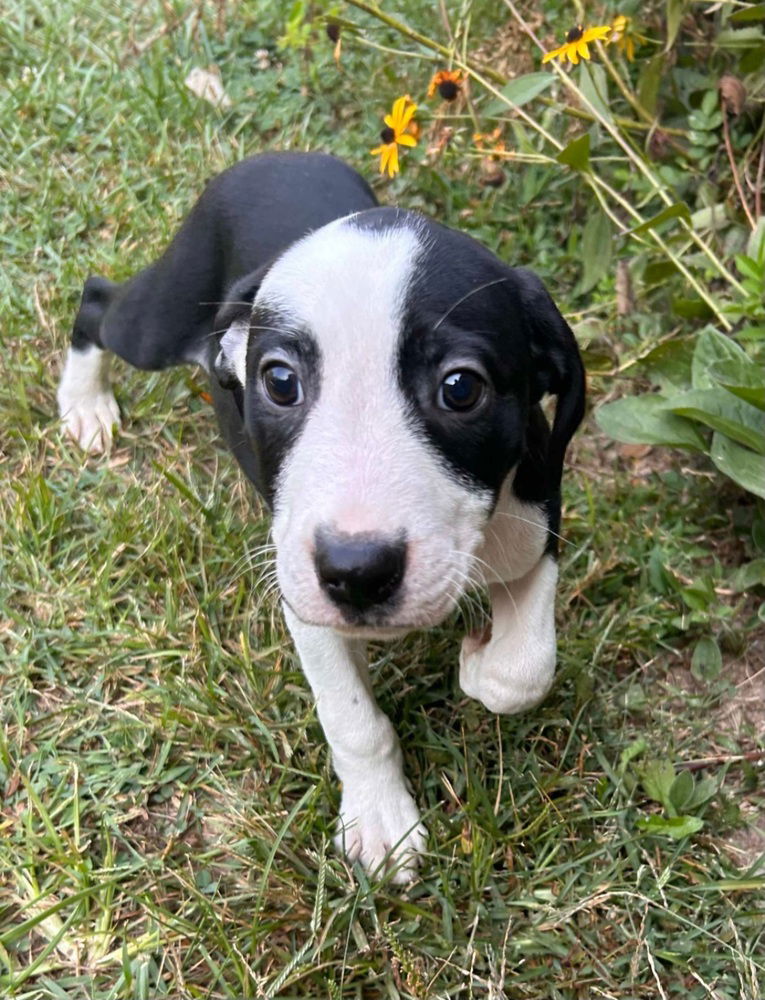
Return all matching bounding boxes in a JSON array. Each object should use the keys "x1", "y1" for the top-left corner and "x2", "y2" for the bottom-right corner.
[{"x1": 1, "y1": 1, "x2": 764, "y2": 997}]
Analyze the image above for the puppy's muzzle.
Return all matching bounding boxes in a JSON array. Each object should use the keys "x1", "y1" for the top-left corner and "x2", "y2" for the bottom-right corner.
[{"x1": 314, "y1": 528, "x2": 407, "y2": 617}]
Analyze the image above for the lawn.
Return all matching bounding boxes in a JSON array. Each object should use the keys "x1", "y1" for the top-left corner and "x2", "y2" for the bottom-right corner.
[{"x1": 1, "y1": 1, "x2": 764, "y2": 997}]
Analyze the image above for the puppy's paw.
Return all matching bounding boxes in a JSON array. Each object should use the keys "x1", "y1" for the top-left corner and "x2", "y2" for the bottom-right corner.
[
  {"x1": 459, "y1": 632, "x2": 555, "y2": 715},
  {"x1": 58, "y1": 391, "x2": 121, "y2": 454},
  {"x1": 335, "y1": 780, "x2": 427, "y2": 884}
]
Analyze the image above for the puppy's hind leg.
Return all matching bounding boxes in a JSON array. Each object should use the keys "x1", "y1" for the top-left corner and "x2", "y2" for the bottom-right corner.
[{"x1": 57, "y1": 277, "x2": 121, "y2": 454}]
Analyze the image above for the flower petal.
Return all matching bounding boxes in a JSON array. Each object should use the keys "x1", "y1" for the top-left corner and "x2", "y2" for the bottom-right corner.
[
  {"x1": 578, "y1": 40, "x2": 590, "y2": 60},
  {"x1": 397, "y1": 133, "x2": 417, "y2": 147},
  {"x1": 398, "y1": 102, "x2": 417, "y2": 130},
  {"x1": 387, "y1": 144, "x2": 399, "y2": 177}
]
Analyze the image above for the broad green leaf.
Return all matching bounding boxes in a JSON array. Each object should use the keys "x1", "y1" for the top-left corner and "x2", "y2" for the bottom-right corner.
[
  {"x1": 669, "y1": 769, "x2": 695, "y2": 814},
  {"x1": 709, "y1": 358, "x2": 765, "y2": 410},
  {"x1": 666, "y1": 0, "x2": 688, "y2": 49},
  {"x1": 643, "y1": 259, "x2": 679, "y2": 285},
  {"x1": 716, "y1": 26, "x2": 765, "y2": 49},
  {"x1": 596, "y1": 395, "x2": 706, "y2": 450},
  {"x1": 640, "y1": 759, "x2": 676, "y2": 810},
  {"x1": 731, "y1": 558, "x2": 765, "y2": 592},
  {"x1": 687, "y1": 776, "x2": 717, "y2": 810},
  {"x1": 710, "y1": 432, "x2": 765, "y2": 499},
  {"x1": 556, "y1": 133, "x2": 590, "y2": 171},
  {"x1": 579, "y1": 210, "x2": 612, "y2": 293},
  {"x1": 637, "y1": 54, "x2": 664, "y2": 116},
  {"x1": 487, "y1": 72, "x2": 555, "y2": 113},
  {"x1": 690, "y1": 636, "x2": 723, "y2": 681},
  {"x1": 672, "y1": 297, "x2": 714, "y2": 320},
  {"x1": 730, "y1": 3, "x2": 765, "y2": 22},
  {"x1": 665, "y1": 388, "x2": 765, "y2": 454},
  {"x1": 629, "y1": 202, "x2": 690, "y2": 236},
  {"x1": 638, "y1": 339, "x2": 694, "y2": 390},
  {"x1": 691, "y1": 327, "x2": 750, "y2": 389},
  {"x1": 636, "y1": 814, "x2": 705, "y2": 839},
  {"x1": 690, "y1": 203, "x2": 729, "y2": 230},
  {"x1": 578, "y1": 61, "x2": 611, "y2": 123}
]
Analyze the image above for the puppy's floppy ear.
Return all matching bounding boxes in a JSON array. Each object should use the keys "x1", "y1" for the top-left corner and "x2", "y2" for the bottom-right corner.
[
  {"x1": 212, "y1": 268, "x2": 268, "y2": 389},
  {"x1": 512, "y1": 268, "x2": 586, "y2": 483}
]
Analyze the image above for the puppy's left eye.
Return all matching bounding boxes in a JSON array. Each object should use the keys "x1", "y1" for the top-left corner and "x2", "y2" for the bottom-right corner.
[
  {"x1": 262, "y1": 363, "x2": 304, "y2": 406},
  {"x1": 438, "y1": 370, "x2": 485, "y2": 412}
]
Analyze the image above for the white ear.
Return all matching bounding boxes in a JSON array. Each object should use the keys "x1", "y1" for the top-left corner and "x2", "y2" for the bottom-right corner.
[{"x1": 215, "y1": 319, "x2": 249, "y2": 387}]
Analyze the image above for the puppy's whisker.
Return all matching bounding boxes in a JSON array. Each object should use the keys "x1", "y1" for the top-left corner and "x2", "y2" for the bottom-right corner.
[
  {"x1": 491, "y1": 511, "x2": 574, "y2": 548},
  {"x1": 433, "y1": 277, "x2": 509, "y2": 331}
]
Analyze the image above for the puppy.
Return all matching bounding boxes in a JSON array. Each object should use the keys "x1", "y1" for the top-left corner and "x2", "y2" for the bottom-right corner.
[{"x1": 58, "y1": 152, "x2": 585, "y2": 882}]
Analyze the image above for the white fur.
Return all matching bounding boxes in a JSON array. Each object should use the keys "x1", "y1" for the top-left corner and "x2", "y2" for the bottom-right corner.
[
  {"x1": 57, "y1": 344, "x2": 121, "y2": 453},
  {"x1": 283, "y1": 605, "x2": 427, "y2": 882},
  {"x1": 459, "y1": 554, "x2": 558, "y2": 714}
]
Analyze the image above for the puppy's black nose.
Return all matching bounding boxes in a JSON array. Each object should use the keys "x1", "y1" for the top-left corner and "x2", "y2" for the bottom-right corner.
[{"x1": 314, "y1": 529, "x2": 406, "y2": 614}]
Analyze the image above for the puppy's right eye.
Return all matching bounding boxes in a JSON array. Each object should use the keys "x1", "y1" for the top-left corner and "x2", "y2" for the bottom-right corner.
[{"x1": 262, "y1": 363, "x2": 303, "y2": 406}]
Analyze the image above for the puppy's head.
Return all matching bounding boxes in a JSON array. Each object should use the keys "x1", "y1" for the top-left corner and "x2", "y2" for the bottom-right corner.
[{"x1": 214, "y1": 208, "x2": 584, "y2": 635}]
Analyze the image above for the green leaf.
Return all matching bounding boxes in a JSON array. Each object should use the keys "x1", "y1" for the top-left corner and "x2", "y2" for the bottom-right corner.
[
  {"x1": 596, "y1": 395, "x2": 707, "y2": 450},
  {"x1": 487, "y1": 72, "x2": 555, "y2": 113},
  {"x1": 731, "y1": 558, "x2": 765, "y2": 592},
  {"x1": 619, "y1": 737, "x2": 648, "y2": 772},
  {"x1": 636, "y1": 814, "x2": 705, "y2": 839},
  {"x1": 579, "y1": 210, "x2": 612, "y2": 293},
  {"x1": 556, "y1": 133, "x2": 590, "y2": 171},
  {"x1": 716, "y1": 26, "x2": 765, "y2": 49},
  {"x1": 691, "y1": 636, "x2": 723, "y2": 681},
  {"x1": 710, "y1": 432, "x2": 765, "y2": 499},
  {"x1": 638, "y1": 339, "x2": 694, "y2": 390},
  {"x1": 666, "y1": 0, "x2": 688, "y2": 49},
  {"x1": 578, "y1": 61, "x2": 610, "y2": 123},
  {"x1": 709, "y1": 358, "x2": 765, "y2": 410},
  {"x1": 669, "y1": 770, "x2": 695, "y2": 814},
  {"x1": 628, "y1": 202, "x2": 690, "y2": 236},
  {"x1": 640, "y1": 759, "x2": 676, "y2": 810},
  {"x1": 672, "y1": 297, "x2": 714, "y2": 320},
  {"x1": 637, "y1": 54, "x2": 664, "y2": 116},
  {"x1": 691, "y1": 327, "x2": 751, "y2": 389},
  {"x1": 664, "y1": 388, "x2": 765, "y2": 454},
  {"x1": 730, "y1": 3, "x2": 765, "y2": 22}
]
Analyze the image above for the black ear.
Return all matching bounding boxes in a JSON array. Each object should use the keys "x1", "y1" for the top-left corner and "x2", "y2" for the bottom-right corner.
[
  {"x1": 212, "y1": 267, "x2": 268, "y2": 389},
  {"x1": 512, "y1": 268, "x2": 586, "y2": 484}
]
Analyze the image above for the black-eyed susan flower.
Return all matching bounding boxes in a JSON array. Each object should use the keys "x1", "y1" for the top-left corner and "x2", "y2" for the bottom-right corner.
[
  {"x1": 608, "y1": 14, "x2": 635, "y2": 62},
  {"x1": 542, "y1": 24, "x2": 612, "y2": 65},
  {"x1": 370, "y1": 96, "x2": 417, "y2": 178},
  {"x1": 427, "y1": 69, "x2": 464, "y2": 102}
]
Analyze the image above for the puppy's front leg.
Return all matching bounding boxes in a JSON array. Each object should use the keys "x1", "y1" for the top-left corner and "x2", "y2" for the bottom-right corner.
[
  {"x1": 459, "y1": 555, "x2": 558, "y2": 715},
  {"x1": 283, "y1": 606, "x2": 426, "y2": 882}
]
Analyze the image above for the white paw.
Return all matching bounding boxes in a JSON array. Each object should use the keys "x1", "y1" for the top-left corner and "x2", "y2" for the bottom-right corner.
[
  {"x1": 59, "y1": 391, "x2": 121, "y2": 454},
  {"x1": 335, "y1": 780, "x2": 427, "y2": 884},
  {"x1": 459, "y1": 632, "x2": 555, "y2": 715}
]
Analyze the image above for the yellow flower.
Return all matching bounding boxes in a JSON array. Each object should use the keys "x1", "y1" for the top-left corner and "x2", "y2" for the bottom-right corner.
[
  {"x1": 370, "y1": 96, "x2": 418, "y2": 178},
  {"x1": 542, "y1": 24, "x2": 612, "y2": 65},
  {"x1": 610, "y1": 14, "x2": 644, "y2": 61},
  {"x1": 427, "y1": 69, "x2": 465, "y2": 101}
]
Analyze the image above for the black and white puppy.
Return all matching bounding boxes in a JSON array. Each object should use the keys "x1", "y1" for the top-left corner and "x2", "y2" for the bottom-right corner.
[{"x1": 58, "y1": 152, "x2": 585, "y2": 882}]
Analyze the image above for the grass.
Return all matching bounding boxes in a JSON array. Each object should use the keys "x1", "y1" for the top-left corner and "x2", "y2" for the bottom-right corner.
[{"x1": 1, "y1": 1, "x2": 764, "y2": 997}]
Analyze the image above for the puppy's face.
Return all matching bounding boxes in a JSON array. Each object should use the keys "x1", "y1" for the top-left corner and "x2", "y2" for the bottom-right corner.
[{"x1": 217, "y1": 209, "x2": 582, "y2": 635}]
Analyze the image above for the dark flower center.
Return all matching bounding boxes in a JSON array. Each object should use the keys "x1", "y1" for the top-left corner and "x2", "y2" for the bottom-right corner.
[
  {"x1": 380, "y1": 126, "x2": 396, "y2": 144},
  {"x1": 566, "y1": 25, "x2": 584, "y2": 43},
  {"x1": 326, "y1": 23, "x2": 340, "y2": 43},
  {"x1": 438, "y1": 79, "x2": 459, "y2": 101}
]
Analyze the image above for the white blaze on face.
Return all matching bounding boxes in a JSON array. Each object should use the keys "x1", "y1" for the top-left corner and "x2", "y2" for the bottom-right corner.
[{"x1": 256, "y1": 217, "x2": 493, "y2": 629}]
